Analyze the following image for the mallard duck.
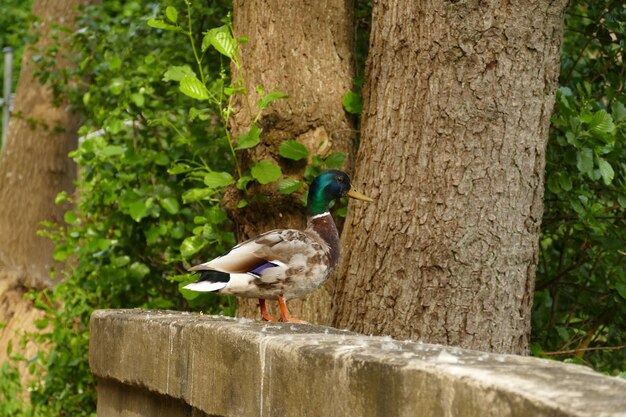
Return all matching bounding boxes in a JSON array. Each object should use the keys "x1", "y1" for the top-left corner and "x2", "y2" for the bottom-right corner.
[{"x1": 185, "y1": 170, "x2": 372, "y2": 322}]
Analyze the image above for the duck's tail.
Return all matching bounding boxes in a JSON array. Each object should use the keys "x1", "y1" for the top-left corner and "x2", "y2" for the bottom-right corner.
[{"x1": 183, "y1": 270, "x2": 229, "y2": 292}]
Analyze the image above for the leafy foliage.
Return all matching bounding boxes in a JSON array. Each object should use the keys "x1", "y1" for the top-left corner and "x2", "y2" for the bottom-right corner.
[
  {"x1": 0, "y1": 0, "x2": 34, "y2": 140},
  {"x1": 533, "y1": 0, "x2": 626, "y2": 376},
  {"x1": 153, "y1": 4, "x2": 348, "y2": 278},
  {"x1": 0, "y1": 358, "x2": 29, "y2": 416},
  {"x1": 3, "y1": 1, "x2": 235, "y2": 415}
]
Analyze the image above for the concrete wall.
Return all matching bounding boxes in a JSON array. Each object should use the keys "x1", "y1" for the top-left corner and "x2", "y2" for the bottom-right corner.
[{"x1": 89, "y1": 309, "x2": 626, "y2": 417}]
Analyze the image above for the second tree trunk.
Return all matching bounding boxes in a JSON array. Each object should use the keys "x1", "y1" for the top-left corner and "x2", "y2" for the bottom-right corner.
[{"x1": 231, "y1": 0, "x2": 356, "y2": 323}]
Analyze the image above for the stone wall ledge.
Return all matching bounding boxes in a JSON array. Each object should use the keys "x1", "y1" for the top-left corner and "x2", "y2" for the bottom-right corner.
[{"x1": 89, "y1": 309, "x2": 626, "y2": 417}]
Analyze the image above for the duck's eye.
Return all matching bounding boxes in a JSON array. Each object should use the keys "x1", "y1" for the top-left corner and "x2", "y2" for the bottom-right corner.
[{"x1": 336, "y1": 176, "x2": 344, "y2": 182}]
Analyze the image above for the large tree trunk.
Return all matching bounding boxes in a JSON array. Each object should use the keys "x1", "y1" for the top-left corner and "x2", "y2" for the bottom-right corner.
[
  {"x1": 332, "y1": 0, "x2": 568, "y2": 354},
  {"x1": 230, "y1": 0, "x2": 356, "y2": 323},
  {"x1": 0, "y1": 0, "x2": 96, "y2": 390}
]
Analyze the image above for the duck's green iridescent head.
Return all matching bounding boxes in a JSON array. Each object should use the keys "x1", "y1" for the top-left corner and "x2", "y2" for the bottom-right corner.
[{"x1": 307, "y1": 170, "x2": 373, "y2": 216}]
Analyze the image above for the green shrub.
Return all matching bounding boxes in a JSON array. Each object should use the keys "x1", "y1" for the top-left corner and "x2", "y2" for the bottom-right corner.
[
  {"x1": 6, "y1": 1, "x2": 235, "y2": 415},
  {"x1": 533, "y1": 0, "x2": 626, "y2": 376}
]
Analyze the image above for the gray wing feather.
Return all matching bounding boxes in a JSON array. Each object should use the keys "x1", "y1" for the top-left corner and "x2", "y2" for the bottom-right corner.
[{"x1": 188, "y1": 229, "x2": 322, "y2": 273}]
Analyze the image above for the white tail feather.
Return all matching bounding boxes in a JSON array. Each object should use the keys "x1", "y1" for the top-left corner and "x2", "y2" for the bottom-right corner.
[{"x1": 183, "y1": 281, "x2": 228, "y2": 292}]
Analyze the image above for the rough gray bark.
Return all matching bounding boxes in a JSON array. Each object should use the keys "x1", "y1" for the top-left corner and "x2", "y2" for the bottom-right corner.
[
  {"x1": 332, "y1": 0, "x2": 568, "y2": 354},
  {"x1": 230, "y1": 0, "x2": 356, "y2": 323}
]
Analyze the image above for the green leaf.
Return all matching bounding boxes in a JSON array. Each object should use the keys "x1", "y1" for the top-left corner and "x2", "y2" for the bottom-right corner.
[
  {"x1": 160, "y1": 197, "x2": 180, "y2": 215},
  {"x1": 576, "y1": 148, "x2": 593, "y2": 174},
  {"x1": 189, "y1": 107, "x2": 210, "y2": 121},
  {"x1": 168, "y1": 163, "x2": 192, "y2": 175},
  {"x1": 324, "y1": 152, "x2": 347, "y2": 169},
  {"x1": 236, "y1": 174, "x2": 253, "y2": 190},
  {"x1": 194, "y1": 216, "x2": 207, "y2": 224},
  {"x1": 342, "y1": 91, "x2": 363, "y2": 114},
  {"x1": 172, "y1": 223, "x2": 185, "y2": 240},
  {"x1": 182, "y1": 188, "x2": 212, "y2": 203},
  {"x1": 165, "y1": 6, "x2": 178, "y2": 23},
  {"x1": 55, "y1": 191, "x2": 69, "y2": 205},
  {"x1": 547, "y1": 175, "x2": 561, "y2": 194},
  {"x1": 129, "y1": 262, "x2": 150, "y2": 279},
  {"x1": 64, "y1": 211, "x2": 78, "y2": 225},
  {"x1": 145, "y1": 226, "x2": 160, "y2": 244},
  {"x1": 558, "y1": 174, "x2": 573, "y2": 192},
  {"x1": 179, "y1": 75, "x2": 209, "y2": 100},
  {"x1": 130, "y1": 93, "x2": 144, "y2": 107},
  {"x1": 204, "y1": 171, "x2": 235, "y2": 188},
  {"x1": 279, "y1": 140, "x2": 308, "y2": 160},
  {"x1": 147, "y1": 18, "x2": 179, "y2": 31},
  {"x1": 277, "y1": 178, "x2": 304, "y2": 194},
  {"x1": 223, "y1": 86, "x2": 245, "y2": 96},
  {"x1": 235, "y1": 125, "x2": 261, "y2": 150},
  {"x1": 597, "y1": 157, "x2": 614, "y2": 185},
  {"x1": 618, "y1": 194, "x2": 626, "y2": 209},
  {"x1": 558, "y1": 86, "x2": 573, "y2": 97},
  {"x1": 113, "y1": 256, "x2": 131, "y2": 267},
  {"x1": 53, "y1": 245, "x2": 68, "y2": 262},
  {"x1": 258, "y1": 91, "x2": 288, "y2": 110},
  {"x1": 180, "y1": 236, "x2": 207, "y2": 258},
  {"x1": 92, "y1": 238, "x2": 112, "y2": 251},
  {"x1": 107, "y1": 55, "x2": 122, "y2": 71},
  {"x1": 570, "y1": 199, "x2": 585, "y2": 215},
  {"x1": 154, "y1": 154, "x2": 170, "y2": 166},
  {"x1": 336, "y1": 204, "x2": 347, "y2": 217},
  {"x1": 251, "y1": 160, "x2": 282, "y2": 184},
  {"x1": 107, "y1": 118, "x2": 124, "y2": 133},
  {"x1": 163, "y1": 65, "x2": 195, "y2": 82},
  {"x1": 589, "y1": 109, "x2": 615, "y2": 136},
  {"x1": 34, "y1": 318, "x2": 49, "y2": 329},
  {"x1": 203, "y1": 25, "x2": 236, "y2": 58},
  {"x1": 207, "y1": 206, "x2": 228, "y2": 224},
  {"x1": 612, "y1": 102, "x2": 626, "y2": 122},
  {"x1": 556, "y1": 326, "x2": 570, "y2": 342},
  {"x1": 615, "y1": 282, "x2": 626, "y2": 300},
  {"x1": 129, "y1": 200, "x2": 149, "y2": 222}
]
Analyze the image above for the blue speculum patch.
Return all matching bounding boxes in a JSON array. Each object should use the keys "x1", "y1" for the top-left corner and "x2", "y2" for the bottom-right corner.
[{"x1": 249, "y1": 262, "x2": 278, "y2": 276}]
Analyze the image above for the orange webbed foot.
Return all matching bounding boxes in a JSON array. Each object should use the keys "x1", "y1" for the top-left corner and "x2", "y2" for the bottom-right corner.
[
  {"x1": 259, "y1": 299, "x2": 278, "y2": 322},
  {"x1": 277, "y1": 295, "x2": 308, "y2": 324}
]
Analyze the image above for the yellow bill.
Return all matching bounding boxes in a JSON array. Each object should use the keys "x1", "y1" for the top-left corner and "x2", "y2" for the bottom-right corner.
[{"x1": 347, "y1": 187, "x2": 373, "y2": 202}]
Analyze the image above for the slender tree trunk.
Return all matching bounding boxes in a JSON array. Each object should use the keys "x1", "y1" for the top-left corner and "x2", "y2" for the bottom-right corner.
[
  {"x1": 0, "y1": 0, "x2": 97, "y2": 389},
  {"x1": 332, "y1": 0, "x2": 568, "y2": 354},
  {"x1": 230, "y1": 0, "x2": 356, "y2": 323}
]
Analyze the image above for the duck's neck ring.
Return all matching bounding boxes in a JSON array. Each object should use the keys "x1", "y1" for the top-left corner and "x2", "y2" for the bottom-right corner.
[
  {"x1": 310, "y1": 211, "x2": 331, "y2": 220},
  {"x1": 307, "y1": 212, "x2": 340, "y2": 269}
]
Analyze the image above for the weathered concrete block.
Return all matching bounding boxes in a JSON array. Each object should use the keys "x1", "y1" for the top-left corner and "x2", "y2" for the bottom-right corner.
[{"x1": 89, "y1": 309, "x2": 626, "y2": 417}]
